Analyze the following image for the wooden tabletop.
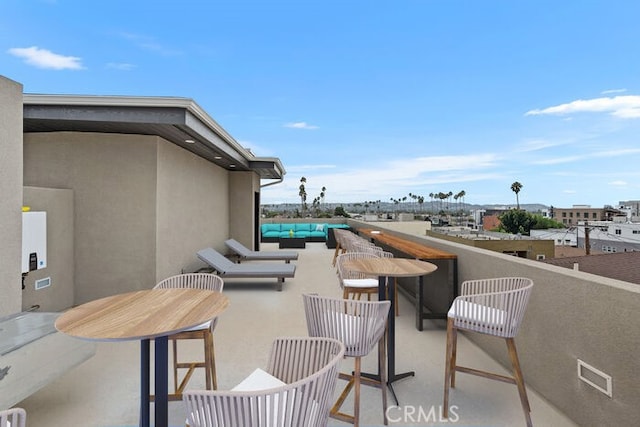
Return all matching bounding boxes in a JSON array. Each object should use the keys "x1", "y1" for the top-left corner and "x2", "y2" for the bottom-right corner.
[
  {"x1": 358, "y1": 228, "x2": 457, "y2": 260},
  {"x1": 344, "y1": 257, "x2": 437, "y2": 278},
  {"x1": 55, "y1": 288, "x2": 229, "y2": 341}
]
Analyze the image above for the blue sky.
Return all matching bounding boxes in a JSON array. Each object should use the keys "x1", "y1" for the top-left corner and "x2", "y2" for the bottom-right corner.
[{"x1": 4, "y1": 1, "x2": 640, "y2": 208}]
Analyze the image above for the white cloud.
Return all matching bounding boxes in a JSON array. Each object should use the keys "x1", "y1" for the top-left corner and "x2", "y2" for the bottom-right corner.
[
  {"x1": 284, "y1": 122, "x2": 319, "y2": 130},
  {"x1": 118, "y1": 32, "x2": 181, "y2": 56},
  {"x1": 287, "y1": 164, "x2": 336, "y2": 172},
  {"x1": 8, "y1": 46, "x2": 84, "y2": 70},
  {"x1": 532, "y1": 148, "x2": 640, "y2": 166},
  {"x1": 601, "y1": 88, "x2": 627, "y2": 95},
  {"x1": 516, "y1": 138, "x2": 575, "y2": 152},
  {"x1": 525, "y1": 95, "x2": 640, "y2": 119},
  {"x1": 263, "y1": 153, "x2": 502, "y2": 203},
  {"x1": 106, "y1": 62, "x2": 135, "y2": 70},
  {"x1": 609, "y1": 180, "x2": 627, "y2": 186}
]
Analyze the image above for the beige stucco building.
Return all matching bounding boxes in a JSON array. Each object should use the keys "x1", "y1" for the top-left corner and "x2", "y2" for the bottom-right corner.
[{"x1": 2, "y1": 75, "x2": 286, "y2": 315}]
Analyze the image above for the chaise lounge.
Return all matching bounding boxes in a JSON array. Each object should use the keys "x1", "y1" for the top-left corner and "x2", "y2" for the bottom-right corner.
[
  {"x1": 197, "y1": 248, "x2": 296, "y2": 291},
  {"x1": 224, "y1": 239, "x2": 299, "y2": 263}
]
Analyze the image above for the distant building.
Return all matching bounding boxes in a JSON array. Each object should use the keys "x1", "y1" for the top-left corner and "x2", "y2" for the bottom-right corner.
[
  {"x1": 482, "y1": 213, "x2": 502, "y2": 231},
  {"x1": 550, "y1": 205, "x2": 622, "y2": 226},
  {"x1": 428, "y1": 228, "x2": 554, "y2": 260},
  {"x1": 617, "y1": 200, "x2": 640, "y2": 221},
  {"x1": 532, "y1": 220, "x2": 640, "y2": 254}
]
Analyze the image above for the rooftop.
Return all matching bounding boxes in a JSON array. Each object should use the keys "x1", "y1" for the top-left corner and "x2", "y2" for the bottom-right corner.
[
  {"x1": 541, "y1": 251, "x2": 640, "y2": 285},
  {"x1": 18, "y1": 242, "x2": 576, "y2": 427}
]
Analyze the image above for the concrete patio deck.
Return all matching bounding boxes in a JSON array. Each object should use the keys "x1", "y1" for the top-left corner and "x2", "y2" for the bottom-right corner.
[{"x1": 18, "y1": 242, "x2": 577, "y2": 426}]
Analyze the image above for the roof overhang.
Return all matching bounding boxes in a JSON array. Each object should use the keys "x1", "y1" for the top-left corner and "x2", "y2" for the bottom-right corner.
[{"x1": 22, "y1": 94, "x2": 285, "y2": 180}]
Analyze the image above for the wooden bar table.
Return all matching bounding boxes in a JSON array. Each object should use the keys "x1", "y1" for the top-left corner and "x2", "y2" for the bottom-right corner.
[
  {"x1": 358, "y1": 228, "x2": 458, "y2": 329},
  {"x1": 343, "y1": 257, "x2": 437, "y2": 404},
  {"x1": 55, "y1": 288, "x2": 229, "y2": 427}
]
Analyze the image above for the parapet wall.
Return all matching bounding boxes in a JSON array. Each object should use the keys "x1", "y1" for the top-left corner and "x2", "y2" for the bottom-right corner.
[{"x1": 347, "y1": 219, "x2": 640, "y2": 426}]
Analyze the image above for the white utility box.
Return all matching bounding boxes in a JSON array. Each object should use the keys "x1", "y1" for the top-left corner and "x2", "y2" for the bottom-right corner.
[{"x1": 22, "y1": 211, "x2": 47, "y2": 273}]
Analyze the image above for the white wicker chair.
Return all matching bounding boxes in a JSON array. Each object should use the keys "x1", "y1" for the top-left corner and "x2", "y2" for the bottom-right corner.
[
  {"x1": 183, "y1": 336, "x2": 345, "y2": 427},
  {"x1": 443, "y1": 277, "x2": 534, "y2": 427},
  {"x1": 153, "y1": 273, "x2": 224, "y2": 400},
  {"x1": 350, "y1": 245, "x2": 400, "y2": 316},
  {"x1": 303, "y1": 293, "x2": 391, "y2": 427},
  {"x1": 0, "y1": 407, "x2": 26, "y2": 427},
  {"x1": 336, "y1": 252, "x2": 380, "y2": 301}
]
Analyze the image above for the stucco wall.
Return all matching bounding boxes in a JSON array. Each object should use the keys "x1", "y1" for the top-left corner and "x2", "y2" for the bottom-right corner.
[
  {"x1": 348, "y1": 220, "x2": 640, "y2": 426},
  {"x1": 22, "y1": 187, "x2": 74, "y2": 312},
  {"x1": 228, "y1": 172, "x2": 259, "y2": 250},
  {"x1": 24, "y1": 132, "x2": 157, "y2": 304},
  {"x1": 0, "y1": 76, "x2": 23, "y2": 317},
  {"x1": 155, "y1": 140, "x2": 229, "y2": 280}
]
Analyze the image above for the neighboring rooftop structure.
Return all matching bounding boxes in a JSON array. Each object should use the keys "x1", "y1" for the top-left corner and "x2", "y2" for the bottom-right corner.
[{"x1": 541, "y1": 251, "x2": 640, "y2": 285}]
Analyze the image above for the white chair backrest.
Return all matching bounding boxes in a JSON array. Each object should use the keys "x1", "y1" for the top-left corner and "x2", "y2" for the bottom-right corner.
[
  {"x1": 183, "y1": 337, "x2": 345, "y2": 427},
  {"x1": 154, "y1": 273, "x2": 224, "y2": 292},
  {"x1": 0, "y1": 408, "x2": 26, "y2": 427},
  {"x1": 351, "y1": 240, "x2": 377, "y2": 253},
  {"x1": 303, "y1": 293, "x2": 390, "y2": 357},
  {"x1": 452, "y1": 277, "x2": 534, "y2": 338},
  {"x1": 154, "y1": 273, "x2": 224, "y2": 330},
  {"x1": 336, "y1": 252, "x2": 379, "y2": 284}
]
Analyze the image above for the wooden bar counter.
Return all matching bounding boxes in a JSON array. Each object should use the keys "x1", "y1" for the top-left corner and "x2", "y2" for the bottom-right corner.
[{"x1": 357, "y1": 228, "x2": 458, "y2": 329}]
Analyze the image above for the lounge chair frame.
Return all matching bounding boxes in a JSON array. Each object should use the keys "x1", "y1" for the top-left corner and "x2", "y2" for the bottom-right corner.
[
  {"x1": 197, "y1": 248, "x2": 296, "y2": 291},
  {"x1": 225, "y1": 238, "x2": 299, "y2": 263}
]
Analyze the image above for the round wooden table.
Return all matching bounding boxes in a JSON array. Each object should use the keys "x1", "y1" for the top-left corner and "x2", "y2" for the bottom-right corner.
[
  {"x1": 343, "y1": 258, "x2": 437, "y2": 403},
  {"x1": 56, "y1": 288, "x2": 229, "y2": 427}
]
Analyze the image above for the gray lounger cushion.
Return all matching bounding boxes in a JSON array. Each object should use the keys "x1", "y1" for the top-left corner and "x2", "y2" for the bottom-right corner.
[
  {"x1": 197, "y1": 248, "x2": 296, "y2": 291},
  {"x1": 225, "y1": 239, "x2": 299, "y2": 263}
]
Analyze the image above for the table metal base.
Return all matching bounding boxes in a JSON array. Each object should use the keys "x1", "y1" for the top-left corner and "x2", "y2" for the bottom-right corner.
[{"x1": 140, "y1": 336, "x2": 169, "y2": 427}]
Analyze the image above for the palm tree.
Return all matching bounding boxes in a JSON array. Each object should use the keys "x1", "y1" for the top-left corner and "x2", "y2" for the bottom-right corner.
[
  {"x1": 299, "y1": 177, "x2": 307, "y2": 213},
  {"x1": 511, "y1": 181, "x2": 523, "y2": 210},
  {"x1": 438, "y1": 192, "x2": 447, "y2": 213}
]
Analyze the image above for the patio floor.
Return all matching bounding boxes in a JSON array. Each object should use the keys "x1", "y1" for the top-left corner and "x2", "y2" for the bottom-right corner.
[{"x1": 18, "y1": 242, "x2": 577, "y2": 426}]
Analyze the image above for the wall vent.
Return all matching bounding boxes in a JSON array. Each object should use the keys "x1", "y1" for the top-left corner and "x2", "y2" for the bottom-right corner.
[
  {"x1": 577, "y1": 359, "x2": 612, "y2": 397},
  {"x1": 35, "y1": 277, "x2": 51, "y2": 290}
]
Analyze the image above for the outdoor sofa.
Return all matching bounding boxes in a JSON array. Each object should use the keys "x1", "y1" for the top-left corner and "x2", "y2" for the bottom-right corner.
[{"x1": 260, "y1": 223, "x2": 350, "y2": 243}]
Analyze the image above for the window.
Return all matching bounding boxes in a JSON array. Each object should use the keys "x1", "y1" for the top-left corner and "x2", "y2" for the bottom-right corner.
[
  {"x1": 584, "y1": 212, "x2": 589, "y2": 218},
  {"x1": 615, "y1": 229, "x2": 621, "y2": 235},
  {"x1": 536, "y1": 254, "x2": 546, "y2": 260},
  {"x1": 633, "y1": 230, "x2": 640, "y2": 234},
  {"x1": 592, "y1": 213, "x2": 597, "y2": 218},
  {"x1": 562, "y1": 212, "x2": 567, "y2": 217},
  {"x1": 570, "y1": 212, "x2": 574, "y2": 217}
]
